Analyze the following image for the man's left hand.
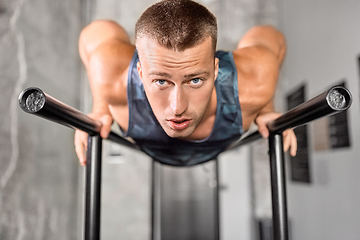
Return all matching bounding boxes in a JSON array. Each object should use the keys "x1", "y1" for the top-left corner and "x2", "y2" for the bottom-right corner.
[{"x1": 255, "y1": 112, "x2": 297, "y2": 156}]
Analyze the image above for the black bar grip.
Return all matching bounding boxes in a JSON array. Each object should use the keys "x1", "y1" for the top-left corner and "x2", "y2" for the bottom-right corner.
[
  {"x1": 267, "y1": 86, "x2": 352, "y2": 134},
  {"x1": 19, "y1": 87, "x2": 138, "y2": 150},
  {"x1": 228, "y1": 85, "x2": 352, "y2": 150}
]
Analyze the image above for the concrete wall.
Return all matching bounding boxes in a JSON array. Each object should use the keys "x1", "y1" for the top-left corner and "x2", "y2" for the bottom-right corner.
[
  {"x1": 0, "y1": 0, "x2": 84, "y2": 239},
  {"x1": 277, "y1": 0, "x2": 360, "y2": 239}
]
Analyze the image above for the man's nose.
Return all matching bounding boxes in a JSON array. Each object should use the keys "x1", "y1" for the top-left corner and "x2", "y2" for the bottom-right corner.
[{"x1": 170, "y1": 87, "x2": 188, "y2": 115}]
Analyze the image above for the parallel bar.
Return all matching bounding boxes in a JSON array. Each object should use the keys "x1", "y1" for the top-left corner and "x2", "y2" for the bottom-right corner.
[
  {"x1": 152, "y1": 162, "x2": 161, "y2": 240},
  {"x1": 18, "y1": 87, "x2": 138, "y2": 150},
  {"x1": 18, "y1": 86, "x2": 352, "y2": 152},
  {"x1": 151, "y1": 160, "x2": 155, "y2": 240},
  {"x1": 84, "y1": 136, "x2": 102, "y2": 240},
  {"x1": 269, "y1": 134, "x2": 288, "y2": 240},
  {"x1": 267, "y1": 86, "x2": 351, "y2": 133},
  {"x1": 227, "y1": 131, "x2": 262, "y2": 150},
  {"x1": 215, "y1": 159, "x2": 220, "y2": 240},
  {"x1": 229, "y1": 86, "x2": 352, "y2": 150},
  {"x1": 18, "y1": 85, "x2": 353, "y2": 240}
]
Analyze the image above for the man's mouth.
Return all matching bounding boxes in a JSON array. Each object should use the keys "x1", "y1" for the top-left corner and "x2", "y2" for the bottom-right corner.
[{"x1": 167, "y1": 118, "x2": 191, "y2": 131}]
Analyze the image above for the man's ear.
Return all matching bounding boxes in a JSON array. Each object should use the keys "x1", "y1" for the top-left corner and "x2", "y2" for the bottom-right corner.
[
  {"x1": 137, "y1": 61, "x2": 143, "y2": 79},
  {"x1": 214, "y1": 57, "x2": 219, "y2": 81}
]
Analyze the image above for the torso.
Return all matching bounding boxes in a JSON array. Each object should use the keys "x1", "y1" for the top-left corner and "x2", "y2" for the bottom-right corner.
[{"x1": 104, "y1": 45, "x2": 278, "y2": 138}]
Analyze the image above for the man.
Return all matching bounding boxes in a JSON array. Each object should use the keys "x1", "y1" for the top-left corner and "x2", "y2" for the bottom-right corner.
[{"x1": 75, "y1": 0, "x2": 297, "y2": 166}]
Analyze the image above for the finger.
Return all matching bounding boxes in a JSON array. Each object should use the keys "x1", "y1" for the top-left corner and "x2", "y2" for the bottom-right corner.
[
  {"x1": 100, "y1": 115, "x2": 113, "y2": 139},
  {"x1": 283, "y1": 130, "x2": 288, "y2": 137},
  {"x1": 74, "y1": 131, "x2": 88, "y2": 166},
  {"x1": 283, "y1": 130, "x2": 291, "y2": 152},
  {"x1": 258, "y1": 125, "x2": 269, "y2": 138},
  {"x1": 74, "y1": 138, "x2": 86, "y2": 166},
  {"x1": 282, "y1": 130, "x2": 297, "y2": 156},
  {"x1": 290, "y1": 131, "x2": 297, "y2": 157}
]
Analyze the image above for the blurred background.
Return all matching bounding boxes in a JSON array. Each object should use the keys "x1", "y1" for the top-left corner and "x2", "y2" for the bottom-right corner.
[{"x1": 0, "y1": 0, "x2": 359, "y2": 239}]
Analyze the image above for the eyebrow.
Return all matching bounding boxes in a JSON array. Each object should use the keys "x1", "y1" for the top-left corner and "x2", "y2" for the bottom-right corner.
[
  {"x1": 149, "y1": 71, "x2": 172, "y2": 78},
  {"x1": 184, "y1": 71, "x2": 210, "y2": 79},
  {"x1": 149, "y1": 71, "x2": 210, "y2": 79}
]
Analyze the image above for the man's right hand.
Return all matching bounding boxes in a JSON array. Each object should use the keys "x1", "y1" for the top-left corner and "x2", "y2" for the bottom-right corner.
[{"x1": 74, "y1": 113, "x2": 113, "y2": 166}]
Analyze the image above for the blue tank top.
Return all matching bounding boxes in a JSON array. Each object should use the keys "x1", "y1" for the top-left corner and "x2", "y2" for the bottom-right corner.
[{"x1": 125, "y1": 50, "x2": 244, "y2": 166}]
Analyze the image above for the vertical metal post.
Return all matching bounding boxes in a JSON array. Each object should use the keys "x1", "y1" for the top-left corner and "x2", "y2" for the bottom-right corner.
[
  {"x1": 215, "y1": 159, "x2": 220, "y2": 240},
  {"x1": 151, "y1": 160, "x2": 155, "y2": 240},
  {"x1": 268, "y1": 133, "x2": 289, "y2": 240},
  {"x1": 84, "y1": 135, "x2": 102, "y2": 240},
  {"x1": 151, "y1": 160, "x2": 161, "y2": 240}
]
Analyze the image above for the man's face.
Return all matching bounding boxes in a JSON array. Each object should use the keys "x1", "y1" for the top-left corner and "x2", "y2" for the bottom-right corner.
[{"x1": 136, "y1": 37, "x2": 219, "y2": 139}]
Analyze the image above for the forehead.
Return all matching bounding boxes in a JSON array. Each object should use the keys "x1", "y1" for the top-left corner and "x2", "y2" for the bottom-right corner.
[{"x1": 136, "y1": 37, "x2": 214, "y2": 67}]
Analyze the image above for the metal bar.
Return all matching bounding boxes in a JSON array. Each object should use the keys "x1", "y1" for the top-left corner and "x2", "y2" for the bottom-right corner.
[
  {"x1": 84, "y1": 135, "x2": 102, "y2": 240},
  {"x1": 152, "y1": 161, "x2": 161, "y2": 240},
  {"x1": 215, "y1": 159, "x2": 220, "y2": 240},
  {"x1": 228, "y1": 86, "x2": 352, "y2": 240},
  {"x1": 229, "y1": 85, "x2": 352, "y2": 150},
  {"x1": 151, "y1": 160, "x2": 155, "y2": 240},
  {"x1": 18, "y1": 87, "x2": 138, "y2": 150},
  {"x1": 18, "y1": 86, "x2": 352, "y2": 151},
  {"x1": 18, "y1": 85, "x2": 353, "y2": 240},
  {"x1": 227, "y1": 131, "x2": 262, "y2": 150},
  {"x1": 268, "y1": 134, "x2": 288, "y2": 240},
  {"x1": 267, "y1": 86, "x2": 352, "y2": 133}
]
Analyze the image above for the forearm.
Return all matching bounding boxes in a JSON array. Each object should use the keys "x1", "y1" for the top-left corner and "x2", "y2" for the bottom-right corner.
[
  {"x1": 84, "y1": 49, "x2": 112, "y2": 116},
  {"x1": 87, "y1": 67, "x2": 112, "y2": 116},
  {"x1": 258, "y1": 98, "x2": 275, "y2": 115},
  {"x1": 91, "y1": 92, "x2": 112, "y2": 115}
]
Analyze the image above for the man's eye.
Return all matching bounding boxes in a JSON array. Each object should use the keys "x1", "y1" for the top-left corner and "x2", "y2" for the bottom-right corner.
[
  {"x1": 192, "y1": 78, "x2": 201, "y2": 84},
  {"x1": 156, "y1": 80, "x2": 167, "y2": 86},
  {"x1": 189, "y1": 78, "x2": 204, "y2": 87}
]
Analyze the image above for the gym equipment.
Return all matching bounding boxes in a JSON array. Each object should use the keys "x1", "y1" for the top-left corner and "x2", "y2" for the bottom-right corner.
[{"x1": 19, "y1": 85, "x2": 352, "y2": 240}]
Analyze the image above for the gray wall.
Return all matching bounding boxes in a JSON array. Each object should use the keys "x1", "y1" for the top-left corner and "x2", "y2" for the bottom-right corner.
[
  {"x1": 0, "y1": 0, "x2": 84, "y2": 239},
  {"x1": 276, "y1": 0, "x2": 360, "y2": 239}
]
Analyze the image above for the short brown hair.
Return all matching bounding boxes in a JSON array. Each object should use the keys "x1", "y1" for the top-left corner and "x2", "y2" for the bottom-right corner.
[{"x1": 135, "y1": 0, "x2": 217, "y2": 55}]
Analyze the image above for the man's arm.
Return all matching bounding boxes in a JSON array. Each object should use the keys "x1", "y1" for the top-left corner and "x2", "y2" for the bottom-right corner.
[
  {"x1": 233, "y1": 26, "x2": 285, "y2": 125},
  {"x1": 75, "y1": 20, "x2": 135, "y2": 165},
  {"x1": 79, "y1": 20, "x2": 135, "y2": 111},
  {"x1": 236, "y1": 26, "x2": 285, "y2": 124},
  {"x1": 233, "y1": 26, "x2": 297, "y2": 156}
]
